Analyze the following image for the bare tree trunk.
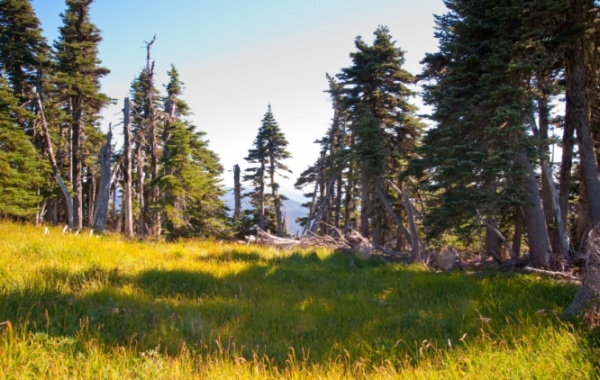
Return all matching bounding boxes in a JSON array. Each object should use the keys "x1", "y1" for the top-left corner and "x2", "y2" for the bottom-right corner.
[
  {"x1": 528, "y1": 111, "x2": 570, "y2": 262},
  {"x1": 93, "y1": 126, "x2": 112, "y2": 232},
  {"x1": 258, "y1": 162, "x2": 266, "y2": 231},
  {"x1": 485, "y1": 218, "x2": 501, "y2": 262},
  {"x1": 36, "y1": 93, "x2": 74, "y2": 228},
  {"x1": 72, "y1": 99, "x2": 83, "y2": 231},
  {"x1": 402, "y1": 187, "x2": 422, "y2": 262},
  {"x1": 359, "y1": 171, "x2": 370, "y2": 238},
  {"x1": 519, "y1": 150, "x2": 551, "y2": 269},
  {"x1": 511, "y1": 207, "x2": 523, "y2": 261},
  {"x1": 122, "y1": 98, "x2": 134, "y2": 238},
  {"x1": 482, "y1": 219, "x2": 518, "y2": 260},
  {"x1": 233, "y1": 164, "x2": 242, "y2": 223}
]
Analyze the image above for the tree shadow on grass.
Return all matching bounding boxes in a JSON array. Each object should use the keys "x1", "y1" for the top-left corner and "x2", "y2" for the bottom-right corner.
[{"x1": 0, "y1": 250, "x2": 584, "y2": 365}]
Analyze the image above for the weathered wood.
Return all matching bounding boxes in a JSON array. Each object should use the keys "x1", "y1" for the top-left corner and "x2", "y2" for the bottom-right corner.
[
  {"x1": 36, "y1": 92, "x2": 74, "y2": 228},
  {"x1": 481, "y1": 218, "x2": 517, "y2": 260},
  {"x1": 402, "y1": 187, "x2": 422, "y2": 262},
  {"x1": 523, "y1": 266, "x2": 581, "y2": 283},
  {"x1": 93, "y1": 125, "x2": 112, "y2": 232},
  {"x1": 122, "y1": 98, "x2": 134, "y2": 238},
  {"x1": 233, "y1": 164, "x2": 242, "y2": 223}
]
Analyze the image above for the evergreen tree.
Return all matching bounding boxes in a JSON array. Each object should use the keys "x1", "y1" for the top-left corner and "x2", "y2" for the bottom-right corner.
[
  {"x1": 157, "y1": 66, "x2": 228, "y2": 239},
  {"x1": 53, "y1": 0, "x2": 109, "y2": 229},
  {"x1": 244, "y1": 105, "x2": 292, "y2": 236},
  {"x1": 0, "y1": 0, "x2": 49, "y2": 103},
  {"x1": 0, "y1": 77, "x2": 45, "y2": 218},
  {"x1": 337, "y1": 26, "x2": 423, "y2": 247}
]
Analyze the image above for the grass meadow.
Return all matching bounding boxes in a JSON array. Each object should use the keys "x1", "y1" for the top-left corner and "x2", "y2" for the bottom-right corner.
[{"x1": 0, "y1": 221, "x2": 598, "y2": 379}]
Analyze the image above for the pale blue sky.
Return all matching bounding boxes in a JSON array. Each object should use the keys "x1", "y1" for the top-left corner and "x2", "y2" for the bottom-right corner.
[{"x1": 31, "y1": 0, "x2": 448, "y2": 200}]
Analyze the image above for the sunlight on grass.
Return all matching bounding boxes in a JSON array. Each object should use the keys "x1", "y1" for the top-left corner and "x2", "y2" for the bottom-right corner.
[{"x1": 0, "y1": 221, "x2": 597, "y2": 379}]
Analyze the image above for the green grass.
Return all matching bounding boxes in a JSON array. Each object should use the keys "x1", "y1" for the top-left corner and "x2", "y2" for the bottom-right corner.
[{"x1": 0, "y1": 221, "x2": 598, "y2": 379}]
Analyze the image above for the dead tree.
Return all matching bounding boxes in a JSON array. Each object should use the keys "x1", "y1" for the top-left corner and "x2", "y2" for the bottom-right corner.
[
  {"x1": 92, "y1": 125, "x2": 113, "y2": 232},
  {"x1": 233, "y1": 164, "x2": 242, "y2": 223},
  {"x1": 36, "y1": 93, "x2": 74, "y2": 228},
  {"x1": 122, "y1": 98, "x2": 134, "y2": 238}
]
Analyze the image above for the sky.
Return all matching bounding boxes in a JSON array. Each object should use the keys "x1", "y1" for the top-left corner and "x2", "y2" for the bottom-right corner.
[{"x1": 31, "y1": 0, "x2": 448, "y2": 202}]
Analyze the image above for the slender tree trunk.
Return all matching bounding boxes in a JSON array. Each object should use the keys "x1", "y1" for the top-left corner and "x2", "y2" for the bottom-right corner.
[
  {"x1": 485, "y1": 219, "x2": 501, "y2": 262},
  {"x1": 36, "y1": 93, "x2": 74, "y2": 228},
  {"x1": 512, "y1": 207, "x2": 523, "y2": 261},
  {"x1": 402, "y1": 187, "x2": 422, "y2": 262},
  {"x1": 122, "y1": 98, "x2": 134, "y2": 238},
  {"x1": 258, "y1": 162, "x2": 266, "y2": 231},
  {"x1": 93, "y1": 127, "x2": 112, "y2": 232},
  {"x1": 560, "y1": 92, "x2": 575, "y2": 229},
  {"x1": 359, "y1": 171, "x2": 370, "y2": 238},
  {"x1": 270, "y1": 157, "x2": 284, "y2": 237},
  {"x1": 72, "y1": 99, "x2": 83, "y2": 231},
  {"x1": 233, "y1": 164, "x2": 242, "y2": 223},
  {"x1": 519, "y1": 150, "x2": 551, "y2": 269}
]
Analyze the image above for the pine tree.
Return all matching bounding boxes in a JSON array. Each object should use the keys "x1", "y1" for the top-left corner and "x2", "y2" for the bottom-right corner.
[
  {"x1": 53, "y1": 0, "x2": 109, "y2": 230},
  {"x1": 244, "y1": 105, "x2": 292, "y2": 236}
]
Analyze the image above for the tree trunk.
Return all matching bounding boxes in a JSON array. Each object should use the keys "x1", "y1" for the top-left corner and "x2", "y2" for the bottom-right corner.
[
  {"x1": 93, "y1": 126, "x2": 112, "y2": 232},
  {"x1": 36, "y1": 93, "x2": 74, "y2": 228},
  {"x1": 359, "y1": 171, "x2": 370, "y2": 238},
  {"x1": 564, "y1": 0, "x2": 600, "y2": 316},
  {"x1": 567, "y1": 0, "x2": 600, "y2": 228},
  {"x1": 485, "y1": 218, "x2": 501, "y2": 262},
  {"x1": 519, "y1": 150, "x2": 551, "y2": 268},
  {"x1": 122, "y1": 98, "x2": 134, "y2": 238},
  {"x1": 270, "y1": 156, "x2": 284, "y2": 237},
  {"x1": 258, "y1": 162, "x2": 266, "y2": 231},
  {"x1": 511, "y1": 207, "x2": 523, "y2": 261},
  {"x1": 402, "y1": 187, "x2": 422, "y2": 262},
  {"x1": 72, "y1": 99, "x2": 83, "y2": 231},
  {"x1": 233, "y1": 164, "x2": 242, "y2": 223}
]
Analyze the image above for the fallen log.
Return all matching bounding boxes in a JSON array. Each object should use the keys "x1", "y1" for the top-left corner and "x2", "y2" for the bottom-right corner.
[{"x1": 522, "y1": 266, "x2": 581, "y2": 283}]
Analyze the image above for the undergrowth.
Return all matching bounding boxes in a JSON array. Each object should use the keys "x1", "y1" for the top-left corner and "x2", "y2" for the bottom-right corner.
[{"x1": 0, "y1": 221, "x2": 597, "y2": 379}]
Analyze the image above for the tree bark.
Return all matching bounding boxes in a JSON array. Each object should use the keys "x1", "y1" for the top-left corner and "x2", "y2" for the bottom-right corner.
[
  {"x1": 402, "y1": 187, "x2": 422, "y2": 262},
  {"x1": 519, "y1": 150, "x2": 551, "y2": 269},
  {"x1": 122, "y1": 98, "x2": 134, "y2": 238},
  {"x1": 72, "y1": 98, "x2": 83, "y2": 231},
  {"x1": 233, "y1": 164, "x2": 242, "y2": 223},
  {"x1": 511, "y1": 207, "x2": 523, "y2": 261},
  {"x1": 93, "y1": 126, "x2": 112, "y2": 232},
  {"x1": 485, "y1": 218, "x2": 501, "y2": 263}
]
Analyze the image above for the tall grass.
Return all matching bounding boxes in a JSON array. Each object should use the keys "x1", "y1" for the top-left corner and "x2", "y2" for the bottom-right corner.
[{"x1": 0, "y1": 221, "x2": 597, "y2": 379}]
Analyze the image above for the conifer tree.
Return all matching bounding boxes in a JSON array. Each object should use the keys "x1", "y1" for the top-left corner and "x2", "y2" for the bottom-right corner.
[
  {"x1": 0, "y1": 0, "x2": 49, "y2": 103},
  {"x1": 337, "y1": 26, "x2": 423, "y2": 247},
  {"x1": 0, "y1": 77, "x2": 45, "y2": 218},
  {"x1": 53, "y1": 0, "x2": 109, "y2": 229},
  {"x1": 244, "y1": 105, "x2": 291, "y2": 236},
  {"x1": 157, "y1": 66, "x2": 228, "y2": 239}
]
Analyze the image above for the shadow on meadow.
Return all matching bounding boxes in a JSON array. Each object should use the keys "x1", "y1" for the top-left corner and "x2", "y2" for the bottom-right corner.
[{"x1": 0, "y1": 250, "x2": 579, "y2": 364}]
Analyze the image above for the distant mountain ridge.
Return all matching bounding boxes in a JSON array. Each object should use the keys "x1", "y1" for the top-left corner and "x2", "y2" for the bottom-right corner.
[{"x1": 222, "y1": 190, "x2": 306, "y2": 235}]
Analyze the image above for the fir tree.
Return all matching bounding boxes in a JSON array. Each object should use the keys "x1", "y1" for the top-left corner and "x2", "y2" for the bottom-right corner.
[
  {"x1": 337, "y1": 26, "x2": 423, "y2": 247},
  {"x1": 0, "y1": 77, "x2": 45, "y2": 218},
  {"x1": 157, "y1": 66, "x2": 228, "y2": 239},
  {"x1": 0, "y1": 0, "x2": 49, "y2": 103},
  {"x1": 244, "y1": 105, "x2": 292, "y2": 236},
  {"x1": 53, "y1": 0, "x2": 109, "y2": 229}
]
